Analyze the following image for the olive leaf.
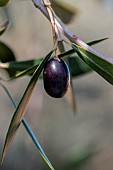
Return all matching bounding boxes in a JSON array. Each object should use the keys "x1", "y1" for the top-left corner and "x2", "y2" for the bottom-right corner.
[
  {"x1": 7, "y1": 58, "x2": 42, "y2": 71},
  {"x1": 0, "y1": 50, "x2": 53, "y2": 164},
  {"x1": 5, "y1": 62, "x2": 41, "y2": 81},
  {"x1": 87, "y1": 37, "x2": 109, "y2": 46},
  {"x1": 0, "y1": 82, "x2": 55, "y2": 170},
  {"x1": 72, "y1": 44, "x2": 113, "y2": 85},
  {"x1": 59, "y1": 37, "x2": 109, "y2": 58},
  {"x1": 0, "y1": 56, "x2": 92, "y2": 81},
  {"x1": 0, "y1": 38, "x2": 108, "y2": 79},
  {"x1": 22, "y1": 119, "x2": 55, "y2": 170}
]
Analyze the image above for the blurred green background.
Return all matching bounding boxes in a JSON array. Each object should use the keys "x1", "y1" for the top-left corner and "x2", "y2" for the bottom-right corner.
[{"x1": 0, "y1": 0, "x2": 113, "y2": 170}]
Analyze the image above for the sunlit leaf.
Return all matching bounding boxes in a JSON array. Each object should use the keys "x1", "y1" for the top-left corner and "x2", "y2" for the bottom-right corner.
[
  {"x1": 72, "y1": 44, "x2": 113, "y2": 85},
  {"x1": 1, "y1": 50, "x2": 53, "y2": 164},
  {"x1": 0, "y1": 0, "x2": 9, "y2": 7}
]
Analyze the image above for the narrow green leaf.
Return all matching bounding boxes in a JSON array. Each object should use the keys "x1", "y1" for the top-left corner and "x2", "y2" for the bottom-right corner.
[
  {"x1": 7, "y1": 64, "x2": 39, "y2": 81},
  {"x1": 8, "y1": 58, "x2": 42, "y2": 71},
  {"x1": 23, "y1": 119, "x2": 55, "y2": 170},
  {"x1": 0, "y1": 56, "x2": 92, "y2": 80},
  {"x1": 59, "y1": 37, "x2": 109, "y2": 58},
  {"x1": 72, "y1": 44, "x2": 113, "y2": 85},
  {"x1": 0, "y1": 0, "x2": 9, "y2": 7},
  {"x1": 87, "y1": 37, "x2": 109, "y2": 46},
  {"x1": 1, "y1": 50, "x2": 53, "y2": 164},
  {"x1": 0, "y1": 82, "x2": 55, "y2": 170},
  {"x1": 0, "y1": 37, "x2": 108, "y2": 79},
  {"x1": 0, "y1": 59, "x2": 44, "y2": 81}
]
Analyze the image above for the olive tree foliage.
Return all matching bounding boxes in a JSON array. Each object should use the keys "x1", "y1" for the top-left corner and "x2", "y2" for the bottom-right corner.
[{"x1": 0, "y1": 0, "x2": 113, "y2": 169}]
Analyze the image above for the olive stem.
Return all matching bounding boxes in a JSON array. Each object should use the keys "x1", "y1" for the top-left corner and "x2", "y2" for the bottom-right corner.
[
  {"x1": 32, "y1": 0, "x2": 113, "y2": 63},
  {"x1": 42, "y1": 0, "x2": 56, "y2": 44}
]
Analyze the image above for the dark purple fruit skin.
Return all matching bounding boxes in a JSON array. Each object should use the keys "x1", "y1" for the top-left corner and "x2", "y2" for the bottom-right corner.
[{"x1": 43, "y1": 58, "x2": 70, "y2": 98}]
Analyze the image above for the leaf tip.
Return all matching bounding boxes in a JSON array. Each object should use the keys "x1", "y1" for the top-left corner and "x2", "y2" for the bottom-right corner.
[
  {"x1": 0, "y1": 136, "x2": 11, "y2": 166},
  {"x1": 0, "y1": 151, "x2": 5, "y2": 165}
]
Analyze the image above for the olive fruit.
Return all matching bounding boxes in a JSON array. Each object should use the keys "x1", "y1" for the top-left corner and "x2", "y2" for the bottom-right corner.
[{"x1": 43, "y1": 57, "x2": 70, "y2": 98}]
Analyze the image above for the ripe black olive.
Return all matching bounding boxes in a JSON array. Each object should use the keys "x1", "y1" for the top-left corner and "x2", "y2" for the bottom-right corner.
[{"x1": 43, "y1": 57, "x2": 70, "y2": 98}]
